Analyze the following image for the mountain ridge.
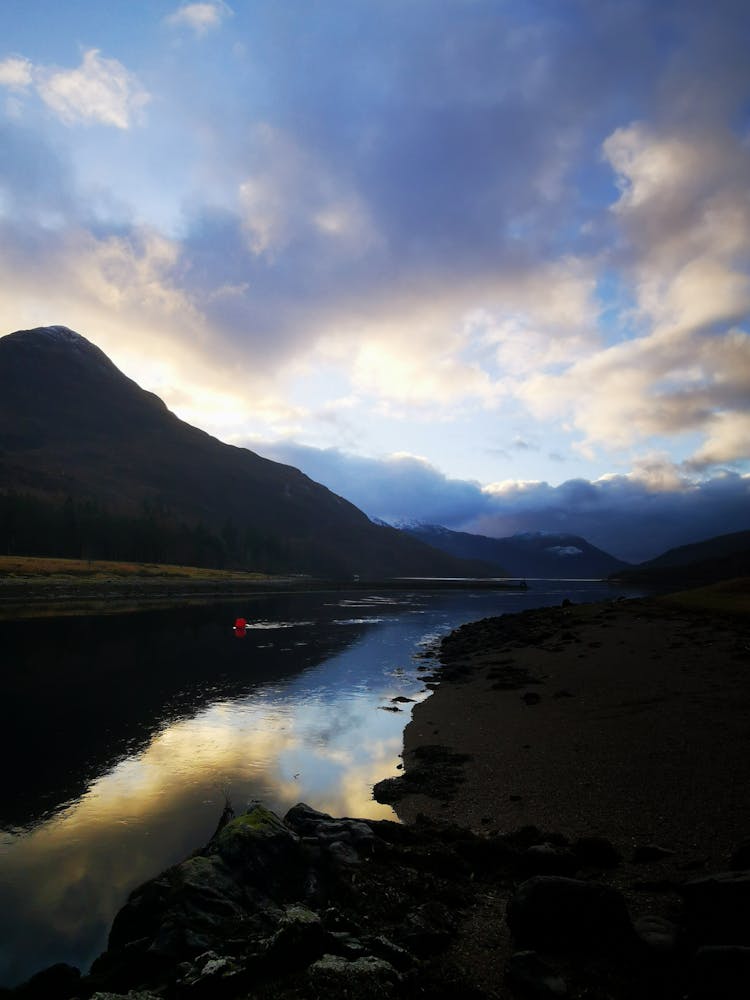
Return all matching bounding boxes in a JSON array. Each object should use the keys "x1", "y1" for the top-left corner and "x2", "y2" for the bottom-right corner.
[{"x1": 398, "y1": 522, "x2": 630, "y2": 578}]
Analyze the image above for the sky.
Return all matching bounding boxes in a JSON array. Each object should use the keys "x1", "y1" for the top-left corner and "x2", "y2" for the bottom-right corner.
[{"x1": 1, "y1": 0, "x2": 749, "y2": 563}]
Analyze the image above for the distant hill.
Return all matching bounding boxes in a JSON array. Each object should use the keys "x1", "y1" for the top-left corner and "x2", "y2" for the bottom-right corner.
[
  {"x1": 0, "y1": 326, "x2": 491, "y2": 580},
  {"x1": 399, "y1": 523, "x2": 630, "y2": 578},
  {"x1": 610, "y1": 530, "x2": 750, "y2": 585}
]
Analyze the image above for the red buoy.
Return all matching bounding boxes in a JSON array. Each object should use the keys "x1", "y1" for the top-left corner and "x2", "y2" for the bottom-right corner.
[{"x1": 234, "y1": 617, "x2": 247, "y2": 629}]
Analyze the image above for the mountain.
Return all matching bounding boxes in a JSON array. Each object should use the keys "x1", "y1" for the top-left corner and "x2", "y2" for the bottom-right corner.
[
  {"x1": 0, "y1": 326, "x2": 491, "y2": 579},
  {"x1": 399, "y1": 523, "x2": 630, "y2": 578},
  {"x1": 610, "y1": 530, "x2": 750, "y2": 585}
]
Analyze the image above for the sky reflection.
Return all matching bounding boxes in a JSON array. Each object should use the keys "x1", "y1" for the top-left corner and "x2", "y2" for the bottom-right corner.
[{"x1": 0, "y1": 583, "x2": 645, "y2": 986}]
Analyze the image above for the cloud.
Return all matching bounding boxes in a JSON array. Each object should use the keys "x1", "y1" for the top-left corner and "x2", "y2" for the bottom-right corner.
[
  {"x1": 0, "y1": 49, "x2": 149, "y2": 129},
  {"x1": 514, "y1": 119, "x2": 750, "y2": 466},
  {"x1": 165, "y1": 2, "x2": 233, "y2": 36},
  {"x1": 37, "y1": 49, "x2": 150, "y2": 129},
  {"x1": 0, "y1": 56, "x2": 32, "y2": 90}
]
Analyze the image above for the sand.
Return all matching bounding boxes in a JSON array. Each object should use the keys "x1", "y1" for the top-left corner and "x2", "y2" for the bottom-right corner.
[{"x1": 395, "y1": 595, "x2": 750, "y2": 867}]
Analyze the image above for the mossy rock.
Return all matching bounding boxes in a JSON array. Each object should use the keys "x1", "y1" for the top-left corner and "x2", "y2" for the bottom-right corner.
[{"x1": 211, "y1": 805, "x2": 303, "y2": 893}]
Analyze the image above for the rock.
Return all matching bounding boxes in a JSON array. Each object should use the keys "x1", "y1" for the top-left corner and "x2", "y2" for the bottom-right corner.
[
  {"x1": 14, "y1": 963, "x2": 81, "y2": 999},
  {"x1": 308, "y1": 954, "x2": 401, "y2": 998},
  {"x1": 210, "y1": 803, "x2": 304, "y2": 893},
  {"x1": 283, "y1": 802, "x2": 378, "y2": 861},
  {"x1": 506, "y1": 876, "x2": 635, "y2": 953},
  {"x1": 687, "y1": 945, "x2": 750, "y2": 999},
  {"x1": 521, "y1": 843, "x2": 579, "y2": 877},
  {"x1": 506, "y1": 950, "x2": 568, "y2": 997},
  {"x1": 179, "y1": 950, "x2": 247, "y2": 996},
  {"x1": 633, "y1": 914, "x2": 679, "y2": 955},
  {"x1": 572, "y1": 836, "x2": 622, "y2": 868},
  {"x1": 521, "y1": 691, "x2": 541, "y2": 705},
  {"x1": 106, "y1": 853, "x2": 250, "y2": 955},
  {"x1": 263, "y1": 905, "x2": 331, "y2": 971},
  {"x1": 681, "y1": 870, "x2": 750, "y2": 946},
  {"x1": 632, "y1": 843, "x2": 676, "y2": 863},
  {"x1": 398, "y1": 900, "x2": 456, "y2": 956},
  {"x1": 364, "y1": 935, "x2": 416, "y2": 971}
]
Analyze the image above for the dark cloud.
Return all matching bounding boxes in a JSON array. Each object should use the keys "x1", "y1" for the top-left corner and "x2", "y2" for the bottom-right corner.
[{"x1": 253, "y1": 440, "x2": 750, "y2": 563}]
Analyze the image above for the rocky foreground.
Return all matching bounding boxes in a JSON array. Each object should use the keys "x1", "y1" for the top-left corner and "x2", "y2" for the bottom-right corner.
[
  {"x1": 8, "y1": 799, "x2": 750, "y2": 1000},
  {"x1": 8, "y1": 594, "x2": 750, "y2": 999}
]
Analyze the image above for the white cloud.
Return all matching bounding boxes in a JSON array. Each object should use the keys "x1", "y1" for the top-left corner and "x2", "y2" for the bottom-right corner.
[
  {"x1": 165, "y1": 2, "x2": 233, "y2": 36},
  {"x1": 35, "y1": 49, "x2": 150, "y2": 129},
  {"x1": 2, "y1": 49, "x2": 150, "y2": 129},
  {"x1": 0, "y1": 56, "x2": 33, "y2": 90}
]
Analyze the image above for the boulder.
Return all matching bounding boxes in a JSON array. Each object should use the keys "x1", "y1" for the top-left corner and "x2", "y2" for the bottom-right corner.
[
  {"x1": 506, "y1": 876, "x2": 634, "y2": 953},
  {"x1": 308, "y1": 954, "x2": 401, "y2": 998},
  {"x1": 209, "y1": 803, "x2": 304, "y2": 893}
]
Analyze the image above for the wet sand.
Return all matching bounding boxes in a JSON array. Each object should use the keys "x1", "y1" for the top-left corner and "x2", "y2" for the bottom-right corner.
[{"x1": 395, "y1": 596, "x2": 750, "y2": 866}]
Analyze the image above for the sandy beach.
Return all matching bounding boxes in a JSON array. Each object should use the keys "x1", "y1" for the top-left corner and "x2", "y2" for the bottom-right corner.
[{"x1": 395, "y1": 593, "x2": 750, "y2": 865}]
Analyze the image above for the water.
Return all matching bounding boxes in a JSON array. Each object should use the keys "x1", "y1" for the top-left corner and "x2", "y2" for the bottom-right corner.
[{"x1": 0, "y1": 581, "x2": 645, "y2": 985}]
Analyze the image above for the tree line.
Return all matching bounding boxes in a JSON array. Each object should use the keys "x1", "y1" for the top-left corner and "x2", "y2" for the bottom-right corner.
[{"x1": 0, "y1": 491, "x2": 288, "y2": 571}]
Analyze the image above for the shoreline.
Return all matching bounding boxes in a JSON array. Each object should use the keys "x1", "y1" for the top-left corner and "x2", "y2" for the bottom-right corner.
[
  {"x1": 0, "y1": 575, "x2": 532, "y2": 620},
  {"x1": 384, "y1": 594, "x2": 750, "y2": 860},
  {"x1": 381, "y1": 598, "x2": 750, "y2": 863}
]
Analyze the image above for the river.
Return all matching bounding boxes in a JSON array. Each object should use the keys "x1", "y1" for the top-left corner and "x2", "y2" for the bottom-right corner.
[{"x1": 0, "y1": 580, "x2": 646, "y2": 986}]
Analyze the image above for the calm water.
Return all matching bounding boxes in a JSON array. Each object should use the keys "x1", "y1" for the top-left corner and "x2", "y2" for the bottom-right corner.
[{"x1": 0, "y1": 581, "x2": 645, "y2": 985}]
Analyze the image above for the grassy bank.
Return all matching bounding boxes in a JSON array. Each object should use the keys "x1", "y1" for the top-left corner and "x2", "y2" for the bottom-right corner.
[
  {"x1": 0, "y1": 554, "x2": 274, "y2": 583},
  {"x1": 658, "y1": 575, "x2": 750, "y2": 615}
]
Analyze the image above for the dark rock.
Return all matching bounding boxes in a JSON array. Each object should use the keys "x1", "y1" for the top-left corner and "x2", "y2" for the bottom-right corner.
[
  {"x1": 632, "y1": 843, "x2": 677, "y2": 863},
  {"x1": 681, "y1": 870, "x2": 750, "y2": 946},
  {"x1": 263, "y1": 905, "x2": 331, "y2": 971},
  {"x1": 364, "y1": 935, "x2": 416, "y2": 971},
  {"x1": 521, "y1": 843, "x2": 579, "y2": 877},
  {"x1": 398, "y1": 900, "x2": 456, "y2": 956},
  {"x1": 633, "y1": 914, "x2": 679, "y2": 955},
  {"x1": 209, "y1": 803, "x2": 305, "y2": 895},
  {"x1": 506, "y1": 950, "x2": 568, "y2": 997},
  {"x1": 14, "y1": 963, "x2": 80, "y2": 999},
  {"x1": 687, "y1": 945, "x2": 750, "y2": 999},
  {"x1": 308, "y1": 954, "x2": 401, "y2": 998},
  {"x1": 506, "y1": 876, "x2": 635, "y2": 953},
  {"x1": 391, "y1": 696, "x2": 415, "y2": 703},
  {"x1": 521, "y1": 691, "x2": 541, "y2": 705},
  {"x1": 572, "y1": 836, "x2": 622, "y2": 868}
]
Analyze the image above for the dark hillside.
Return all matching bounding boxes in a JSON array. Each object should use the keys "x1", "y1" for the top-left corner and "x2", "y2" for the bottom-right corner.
[
  {"x1": 0, "y1": 327, "x2": 490, "y2": 578},
  {"x1": 611, "y1": 529, "x2": 750, "y2": 585}
]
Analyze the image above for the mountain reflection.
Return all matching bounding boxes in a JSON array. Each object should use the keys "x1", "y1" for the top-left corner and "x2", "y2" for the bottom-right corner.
[{"x1": 1, "y1": 596, "x2": 363, "y2": 827}]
